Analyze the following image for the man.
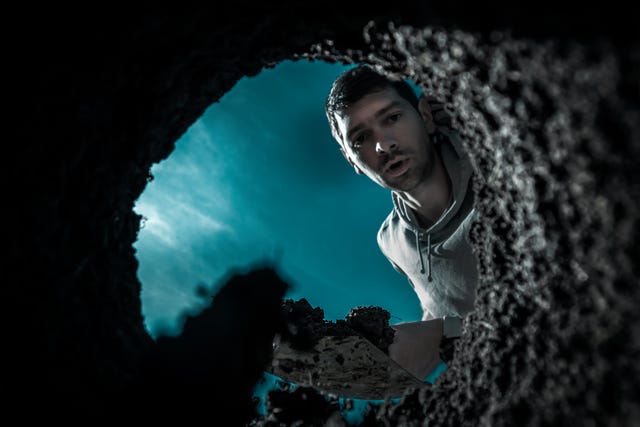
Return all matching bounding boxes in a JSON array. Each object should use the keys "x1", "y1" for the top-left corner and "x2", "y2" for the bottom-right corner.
[{"x1": 324, "y1": 65, "x2": 479, "y2": 381}]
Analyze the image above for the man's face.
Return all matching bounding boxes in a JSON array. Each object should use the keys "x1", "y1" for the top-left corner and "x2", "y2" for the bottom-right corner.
[{"x1": 333, "y1": 87, "x2": 436, "y2": 192}]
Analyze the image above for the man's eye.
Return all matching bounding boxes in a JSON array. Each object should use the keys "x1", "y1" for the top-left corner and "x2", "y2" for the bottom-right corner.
[
  {"x1": 352, "y1": 133, "x2": 368, "y2": 147},
  {"x1": 387, "y1": 113, "x2": 401, "y2": 123}
]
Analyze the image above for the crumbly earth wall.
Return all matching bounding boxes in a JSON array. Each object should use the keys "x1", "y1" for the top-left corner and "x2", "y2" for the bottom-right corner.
[{"x1": 6, "y1": 3, "x2": 639, "y2": 426}]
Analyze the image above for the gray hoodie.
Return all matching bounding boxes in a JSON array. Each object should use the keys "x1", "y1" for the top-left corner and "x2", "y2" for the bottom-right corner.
[{"x1": 377, "y1": 127, "x2": 479, "y2": 320}]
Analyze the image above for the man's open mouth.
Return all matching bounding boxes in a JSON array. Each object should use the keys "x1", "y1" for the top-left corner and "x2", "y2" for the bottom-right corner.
[{"x1": 385, "y1": 158, "x2": 409, "y2": 177}]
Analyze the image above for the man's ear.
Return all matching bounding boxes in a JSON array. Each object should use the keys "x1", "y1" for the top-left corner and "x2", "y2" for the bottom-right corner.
[
  {"x1": 340, "y1": 147, "x2": 363, "y2": 175},
  {"x1": 418, "y1": 95, "x2": 437, "y2": 134}
]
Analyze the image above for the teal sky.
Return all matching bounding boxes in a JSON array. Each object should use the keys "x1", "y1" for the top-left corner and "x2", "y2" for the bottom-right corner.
[{"x1": 133, "y1": 59, "x2": 423, "y2": 339}]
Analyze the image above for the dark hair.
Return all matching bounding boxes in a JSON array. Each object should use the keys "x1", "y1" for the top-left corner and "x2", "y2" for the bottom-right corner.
[{"x1": 325, "y1": 65, "x2": 420, "y2": 144}]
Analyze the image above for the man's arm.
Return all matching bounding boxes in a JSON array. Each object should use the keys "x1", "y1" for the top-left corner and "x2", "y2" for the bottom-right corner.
[
  {"x1": 378, "y1": 238, "x2": 463, "y2": 379},
  {"x1": 388, "y1": 319, "x2": 443, "y2": 380},
  {"x1": 388, "y1": 316, "x2": 463, "y2": 381}
]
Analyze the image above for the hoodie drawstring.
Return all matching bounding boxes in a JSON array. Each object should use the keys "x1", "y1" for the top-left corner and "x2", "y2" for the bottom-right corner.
[
  {"x1": 427, "y1": 233, "x2": 432, "y2": 281},
  {"x1": 416, "y1": 231, "x2": 433, "y2": 282}
]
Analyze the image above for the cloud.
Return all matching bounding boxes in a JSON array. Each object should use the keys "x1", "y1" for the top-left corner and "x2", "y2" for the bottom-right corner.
[
  {"x1": 135, "y1": 200, "x2": 179, "y2": 247},
  {"x1": 135, "y1": 196, "x2": 232, "y2": 249}
]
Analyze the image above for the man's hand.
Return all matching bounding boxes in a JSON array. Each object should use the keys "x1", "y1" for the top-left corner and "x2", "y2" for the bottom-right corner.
[{"x1": 388, "y1": 319, "x2": 444, "y2": 381}]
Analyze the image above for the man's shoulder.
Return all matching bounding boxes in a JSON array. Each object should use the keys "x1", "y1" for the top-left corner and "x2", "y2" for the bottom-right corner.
[
  {"x1": 377, "y1": 208, "x2": 400, "y2": 245},
  {"x1": 377, "y1": 208, "x2": 396, "y2": 230}
]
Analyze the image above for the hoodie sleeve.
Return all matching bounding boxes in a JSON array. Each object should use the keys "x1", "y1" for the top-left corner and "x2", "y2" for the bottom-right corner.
[
  {"x1": 388, "y1": 257, "x2": 434, "y2": 321},
  {"x1": 377, "y1": 219, "x2": 404, "y2": 275},
  {"x1": 388, "y1": 259, "x2": 406, "y2": 276}
]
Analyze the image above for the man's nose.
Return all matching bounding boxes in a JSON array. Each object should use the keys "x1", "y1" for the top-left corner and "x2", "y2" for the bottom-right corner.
[{"x1": 375, "y1": 138, "x2": 397, "y2": 155}]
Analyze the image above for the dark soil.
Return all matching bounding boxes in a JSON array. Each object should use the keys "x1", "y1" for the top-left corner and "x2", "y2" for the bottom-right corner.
[{"x1": 279, "y1": 298, "x2": 396, "y2": 355}]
